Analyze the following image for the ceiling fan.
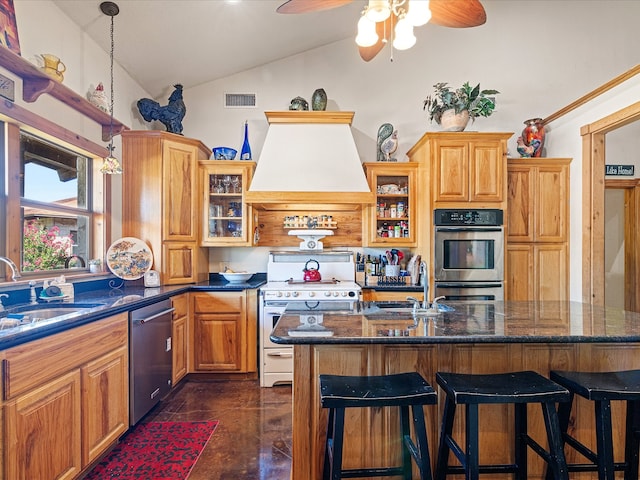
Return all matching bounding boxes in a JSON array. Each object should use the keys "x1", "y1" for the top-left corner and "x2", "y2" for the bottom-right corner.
[{"x1": 277, "y1": 0, "x2": 486, "y2": 61}]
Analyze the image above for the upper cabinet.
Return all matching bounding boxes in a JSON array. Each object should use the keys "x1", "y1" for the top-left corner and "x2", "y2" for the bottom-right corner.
[
  {"x1": 430, "y1": 132, "x2": 511, "y2": 206},
  {"x1": 122, "y1": 131, "x2": 210, "y2": 285},
  {"x1": 200, "y1": 160, "x2": 255, "y2": 246},
  {"x1": 405, "y1": 131, "x2": 512, "y2": 211},
  {"x1": 363, "y1": 162, "x2": 417, "y2": 247}
]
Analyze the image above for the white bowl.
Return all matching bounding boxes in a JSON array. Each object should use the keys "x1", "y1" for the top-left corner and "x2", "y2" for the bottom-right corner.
[{"x1": 221, "y1": 272, "x2": 253, "y2": 283}]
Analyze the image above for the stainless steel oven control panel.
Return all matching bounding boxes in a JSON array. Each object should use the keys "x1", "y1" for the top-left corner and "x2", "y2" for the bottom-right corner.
[{"x1": 434, "y1": 209, "x2": 503, "y2": 226}]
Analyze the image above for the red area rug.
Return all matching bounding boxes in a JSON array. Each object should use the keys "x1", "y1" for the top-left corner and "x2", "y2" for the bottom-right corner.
[{"x1": 85, "y1": 421, "x2": 219, "y2": 480}]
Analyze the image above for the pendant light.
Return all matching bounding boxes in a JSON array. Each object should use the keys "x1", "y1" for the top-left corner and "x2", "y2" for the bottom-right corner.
[{"x1": 99, "y1": 1, "x2": 122, "y2": 175}]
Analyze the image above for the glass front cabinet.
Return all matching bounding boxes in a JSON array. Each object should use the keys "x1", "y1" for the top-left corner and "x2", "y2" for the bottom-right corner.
[
  {"x1": 364, "y1": 162, "x2": 417, "y2": 246},
  {"x1": 200, "y1": 161, "x2": 255, "y2": 246}
]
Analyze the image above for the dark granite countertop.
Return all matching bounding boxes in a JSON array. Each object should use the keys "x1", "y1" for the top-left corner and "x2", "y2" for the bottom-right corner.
[
  {"x1": 0, "y1": 273, "x2": 267, "y2": 350},
  {"x1": 270, "y1": 301, "x2": 640, "y2": 345}
]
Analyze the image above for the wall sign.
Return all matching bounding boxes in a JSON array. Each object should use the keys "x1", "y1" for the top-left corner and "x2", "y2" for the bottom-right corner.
[
  {"x1": 0, "y1": 73, "x2": 14, "y2": 101},
  {"x1": 605, "y1": 164, "x2": 634, "y2": 176}
]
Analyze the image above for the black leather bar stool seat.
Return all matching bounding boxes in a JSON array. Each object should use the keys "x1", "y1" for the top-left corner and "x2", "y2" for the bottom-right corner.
[
  {"x1": 320, "y1": 372, "x2": 437, "y2": 480},
  {"x1": 434, "y1": 370, "x2": 570, "y2": 480},
  {"x1": 548, "y1": 369, "x2": 640, "y2": 480}
]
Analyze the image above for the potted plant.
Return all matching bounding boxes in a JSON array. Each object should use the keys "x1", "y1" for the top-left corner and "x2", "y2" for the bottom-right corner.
[
  {"x1": 89, "y1": 258, "x2": 102, "y2": 273},
  {"x1": 423, "y1": 82, "x2": 500, "y2": 131}
]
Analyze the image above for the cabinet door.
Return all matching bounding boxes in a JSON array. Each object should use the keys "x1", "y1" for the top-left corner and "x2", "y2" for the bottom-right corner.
[
  {"x1": 5, "y1": 370, "x2": 82, "y2": 480},
  {"x1": 507, "y1": 166, "x2": 534, "y2": 241},
  {"x1": 201, "y1": 161, "x2": 255, "y2": 246},
  {"x1": 536, "y1": 244, "x2": 568, "y2": 301},
  {"x1": 192, "y1": 292, "x2": 246, "y2": 372},
  {"x1": 470, "y1": 141, "x2": 504, "y2": 202},
  {"x1": 364, "y1": 162, "x2": 417, "y2": 246},
  {"x1": 433, "y1": 141, "x2": 469, "y2": 202},
  {"x1": 536, "y1": 165, "x2": 568, "y2": 242},
  {"x1": 172, "y1": 315, "x2": 188, "y2": 383},
  {"x1": 163, "y1": 140, "x2": 198, "y2": 241},
  {"x1": 506, "y1": 244, "x2": 534, "y2": 301},
  {"x1": 162, "y1": 242, "x2": 198, "y2": 284},
  {"x1": 81, "y1": 346, "x2": 129, "y2": 465}
]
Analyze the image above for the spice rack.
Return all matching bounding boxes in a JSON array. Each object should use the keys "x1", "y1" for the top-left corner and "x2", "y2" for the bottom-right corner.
[{"x1": 283, "y1": 214, "x2": 337, "y2": 230}]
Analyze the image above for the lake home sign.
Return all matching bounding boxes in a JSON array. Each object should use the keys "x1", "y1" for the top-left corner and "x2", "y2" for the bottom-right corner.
[{"x1": 606, "y1": 164, "x2": 635, "y2": 176}]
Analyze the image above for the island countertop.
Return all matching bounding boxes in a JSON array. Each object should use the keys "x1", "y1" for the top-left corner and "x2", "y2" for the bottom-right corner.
[{"x1": 270, "y1": 301, "x2": 640, "y2": 344}]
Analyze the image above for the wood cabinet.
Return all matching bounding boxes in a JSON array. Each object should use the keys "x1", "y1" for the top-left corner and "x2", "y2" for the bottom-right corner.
[
  {"x1": 362, "y1": 289, "x2": 423, "y2": 302},
  {"x1": 363, "y1": 162, "x2": 417, "y2": 246},
  {"x1": 506, "y1": 158, "x2": 571, "y2": 301},
  {"x1": 122, "y1": 131, "x2": 209, "y2": 284},
  {"x1": 191, "y1": 290, "x2": 257, "y2": 374},
  {"x1": 171, "y1": 293, "x2": 189, "y2": 385},
  {"x1": 200, "y1": 160, "x2": 255, "y2": 246},
  {"x1": 429, "y1": 132, "x2": 511, "y2": 206},
  {"x1": 2, "y1": 314, "x2": 129, "y2": 480}
]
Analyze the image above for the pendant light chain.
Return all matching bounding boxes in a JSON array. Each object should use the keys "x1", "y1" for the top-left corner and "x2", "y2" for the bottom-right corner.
[{"x1": 108, "y1": 11, "x2": 115, "y2": 153}]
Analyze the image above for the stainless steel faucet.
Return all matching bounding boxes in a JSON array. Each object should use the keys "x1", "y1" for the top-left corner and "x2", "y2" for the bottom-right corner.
[
  {"x1": 29, "y1": 281, "x2": 38, "y2": 304},
  {"x1": 420, "y1": 261, "x2": 428, "y2": 309},
  {"x1": 0, "y1": 256, "x2": 21, "y2": 281}
]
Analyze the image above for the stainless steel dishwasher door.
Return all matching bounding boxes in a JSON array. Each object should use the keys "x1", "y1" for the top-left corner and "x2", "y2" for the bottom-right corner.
[{"x1": 129, "y1": 299, "x2": 174, "y2": 425}]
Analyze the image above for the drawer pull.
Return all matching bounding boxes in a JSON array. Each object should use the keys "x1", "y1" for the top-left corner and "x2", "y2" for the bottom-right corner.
[{"x1": 267, "y1": 351, "x2": 293, "y2": 358}]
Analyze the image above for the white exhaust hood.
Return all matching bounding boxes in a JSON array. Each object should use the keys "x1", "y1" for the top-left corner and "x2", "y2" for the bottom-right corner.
[{"x1": 245, "y1": 111, "x2": 374, "y2": 207}]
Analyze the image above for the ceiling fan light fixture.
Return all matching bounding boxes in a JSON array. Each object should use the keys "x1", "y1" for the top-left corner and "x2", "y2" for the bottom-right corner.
[
  {"x1": 365, "y1": 0, "x2": 391, "y2": 22},
  {"x1": 393, "y1": 14, "x2": 416, "y2": 50},
  {"x1": 356, "y1": 14, "x2": 379, "y2": 47},
  {"x1": 405, "y1": 0, "x2": 431, "y2": 26}
]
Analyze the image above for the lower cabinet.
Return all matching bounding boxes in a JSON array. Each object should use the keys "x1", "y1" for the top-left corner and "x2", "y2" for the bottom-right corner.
[
  {"x1": 362, "y1": 289, "x2": 423, "y2": 302},
  {"x1": 507, "y1": 243, "x2": 568, "y2": 301},
  {"x1": 191, "y1": 291, "x2": 257, "y2": 373},
  {"x1": 2, "y1": 314, "x2": 129, "y2": 480},
  {"x1": 171, "y1": 293, "x2": 189, "y2": 385}
]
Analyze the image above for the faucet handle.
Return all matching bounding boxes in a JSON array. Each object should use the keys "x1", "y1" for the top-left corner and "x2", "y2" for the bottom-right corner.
[
  {"x1": 406, "y1": 296, "x2": 421, "y2": 311},
  {"x1": 431, "y1": 296, "x2": 446, "y2": 307}
]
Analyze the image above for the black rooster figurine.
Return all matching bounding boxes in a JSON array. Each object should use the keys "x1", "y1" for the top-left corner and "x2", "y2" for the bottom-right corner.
[{"x1": 137, "y1": 84, "x2": 186, "y2": 135}]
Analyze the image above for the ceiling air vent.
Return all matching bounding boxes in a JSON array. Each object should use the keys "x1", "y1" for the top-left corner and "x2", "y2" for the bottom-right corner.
[{"x1": 225, "y1": 93, "x2": 256, "y2": 108}]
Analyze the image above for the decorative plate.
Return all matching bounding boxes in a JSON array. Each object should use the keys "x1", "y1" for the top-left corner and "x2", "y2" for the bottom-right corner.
[{"x1": 106, "y1": 237, "x2": 153, "y2": 280}]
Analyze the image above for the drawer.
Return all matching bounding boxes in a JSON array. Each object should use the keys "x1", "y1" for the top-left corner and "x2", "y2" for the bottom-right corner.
[
  {"x1": 3, "y1": 313, "x2": 128, "y2": 400},
  {"x1": 171, "y1": 293, "x2": 188, "y2": 319},
  {"x1": 263, "y1": 347, "x2": 293, "y2": 373},
  {"x1": 193, "y1": 292, "x2": 244, "y2": 313}
]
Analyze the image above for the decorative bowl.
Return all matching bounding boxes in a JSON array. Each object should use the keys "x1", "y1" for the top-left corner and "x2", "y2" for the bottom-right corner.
[
  {"x1": 221, "y1": 272, "x2": 253, "y2": 283},
  {"x1": 212, "y1": 147, "x2": 237, "y2": 160}
]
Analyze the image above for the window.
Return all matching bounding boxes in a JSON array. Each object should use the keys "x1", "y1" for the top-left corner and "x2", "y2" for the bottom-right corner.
[{"x1": 19, "y1": 132, "x2": 93, "y2": 273}]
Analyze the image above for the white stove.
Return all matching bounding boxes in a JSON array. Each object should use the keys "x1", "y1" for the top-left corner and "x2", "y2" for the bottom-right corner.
[{"x1": 259, "y1": 250, "x2": 361, "y2": 387}]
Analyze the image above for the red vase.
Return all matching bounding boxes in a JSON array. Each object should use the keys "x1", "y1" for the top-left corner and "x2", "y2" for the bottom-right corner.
[{"x1": 521, "y1": 118, "x2": 545, "y2": 157}]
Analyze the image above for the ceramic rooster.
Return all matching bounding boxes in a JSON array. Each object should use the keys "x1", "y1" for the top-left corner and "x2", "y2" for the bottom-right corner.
[
  {"x1": 516, "y1": 135, "x2": 541, "y2": 158},
  {"x1": 88, "y1": 82, "x2": 109, "y2": 113},
  {"x1": 377, "y1": 123, "x2": 398, "y2": 162},
  {"x1": 137, "y1": 84, "x2": 186, "y2": 135}
]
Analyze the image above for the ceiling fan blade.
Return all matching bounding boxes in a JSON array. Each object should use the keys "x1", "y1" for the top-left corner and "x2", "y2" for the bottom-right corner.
[
  {"x1": 276, "y1": 0, "x2": 353, "y2": 14},
  {"x1": 358, "y1": 16, "x2": 392, "y2": 62},
  {"x1": 429, "y1": 0, "x2": 486, "y2": 28}
]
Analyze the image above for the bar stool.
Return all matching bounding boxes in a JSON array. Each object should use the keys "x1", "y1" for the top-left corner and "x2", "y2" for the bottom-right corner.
[
  {"x1": 434, "y1": 370, "x2": 570, "y2": 480},
  {"x1": 547, "y1": 369, "x2": 640, "y2": 480},
  {"x1": 320, "y1": 372, "x2": 437, "y2": 480}
]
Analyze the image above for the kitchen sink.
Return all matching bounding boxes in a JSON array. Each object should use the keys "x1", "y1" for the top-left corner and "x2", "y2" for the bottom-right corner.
[
  {"x1": 5, "y1": 303, "x2": 105, "y2": 323},
  {"x1": 361, "y1": 301, "x2": 454, "y2": 319}
]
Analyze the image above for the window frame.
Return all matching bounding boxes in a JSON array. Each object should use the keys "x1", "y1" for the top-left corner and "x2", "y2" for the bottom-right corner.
[{"x1": 1, "y1": 111, "x2": 111, "y2": 282}]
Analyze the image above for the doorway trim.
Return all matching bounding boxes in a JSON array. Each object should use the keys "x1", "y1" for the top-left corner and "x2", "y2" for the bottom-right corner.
[{"x1": 582, "y1": 101, "x2": 640, "y2": 304}]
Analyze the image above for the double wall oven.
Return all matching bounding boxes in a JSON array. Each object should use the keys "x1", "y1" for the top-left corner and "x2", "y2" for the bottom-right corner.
[
  {"x1": 433, "y1": 209, "x2": 504, "y2": 301},
  {"x1": 259, "y1": 251, "x2": 361, "y2": 387}
]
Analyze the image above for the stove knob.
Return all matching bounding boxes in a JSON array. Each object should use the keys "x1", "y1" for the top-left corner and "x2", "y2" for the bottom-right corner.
[
  {"x1": 340, "y1": 291, "x2": 348, "y2": 297},
  {"x1": 333, "y1": 291, "x2": 339, "y2": 297},
  {"x1": 276, "y1": 291, "x2": 283, "y2": 297},
  {"x1": 324, "y1": 291, "x2": 331, "y2": 297},
  {"x1": 292, "y1": 291, "x2": 299, "y2": 297},
  {"x1": 308, "y1": 291, "x2": 315, "y2": 297},
  {"x1": 285, "y1": 292, "x2": 291, "y2": 298}
]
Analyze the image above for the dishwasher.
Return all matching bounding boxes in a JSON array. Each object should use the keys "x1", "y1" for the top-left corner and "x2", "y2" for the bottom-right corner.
[{"x1": 129, "y1": 299, "x2": 174, "y2": 425}]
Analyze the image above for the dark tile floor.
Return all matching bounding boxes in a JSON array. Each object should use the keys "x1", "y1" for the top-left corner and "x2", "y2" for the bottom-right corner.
[{"x1": 145, "y1": 378, "x2": 293, "y2": 480}]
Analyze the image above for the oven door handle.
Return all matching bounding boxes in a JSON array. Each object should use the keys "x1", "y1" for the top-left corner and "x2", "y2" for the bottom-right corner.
[
  {"x1": 436, "y1": 283, "x2": 503, "y2": 288},
  {"x1": 267, "y1": 351, "x2": 294, "y2": 358},
  {"x1": 435, "y1": 227, "x2": 503, "y2": 232}
]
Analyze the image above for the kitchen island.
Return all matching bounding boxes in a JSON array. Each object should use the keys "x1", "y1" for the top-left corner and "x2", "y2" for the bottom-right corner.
[{"x1": 270, "y1": 301, "x2": 640, "y2": 480}]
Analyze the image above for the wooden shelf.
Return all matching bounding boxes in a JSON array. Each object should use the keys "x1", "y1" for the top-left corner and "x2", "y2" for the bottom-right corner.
[{"x1": 0, "y1": 47, "x2": 128, "y2": 141}]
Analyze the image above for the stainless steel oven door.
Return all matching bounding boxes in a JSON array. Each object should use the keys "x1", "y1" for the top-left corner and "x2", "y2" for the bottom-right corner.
[
  {"x1": 434, "y1": 226, "x2": 504, "y2": 282},
  {"x1": 434, "y1": 282, "x2": 504, "y2": 302}
]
